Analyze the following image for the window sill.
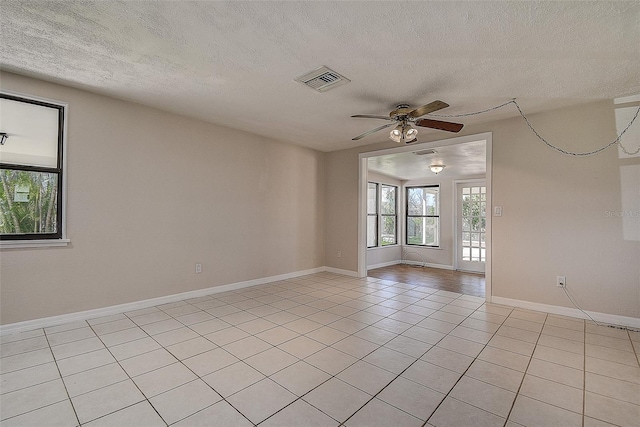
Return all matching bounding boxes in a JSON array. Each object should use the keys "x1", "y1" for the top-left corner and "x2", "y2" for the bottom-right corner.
[
  {"x1": 404, "y1": 245, "x2": 442, "y2": 250},
  {"x1": 1, "y1": 239, "x2": 70, "y2": 249},
  {"x1": 367, "y1": 245, "x2": 400, "y2": 251}
]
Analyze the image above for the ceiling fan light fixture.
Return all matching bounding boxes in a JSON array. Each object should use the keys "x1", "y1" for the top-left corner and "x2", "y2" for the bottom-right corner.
[
  {"x1": 429, "y1": 164, "x2": 445, "y2": 174},
  {"x1": 389, "y1": 125, "x2": 403, "y2": 143},
  {"x1": 405, "y1": 125, "x2": 418, "y2": 140},
  {"x1": 389, "y1": 123, "x2": 417, "y2": 143}
]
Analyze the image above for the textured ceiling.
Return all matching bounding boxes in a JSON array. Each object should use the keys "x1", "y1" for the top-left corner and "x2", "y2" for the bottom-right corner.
[
  {"x1": 1, "y1": 1, "x2": 639, "y2": 152},
  {"x1": 368, "y1": 140, "x2": 486, "y2": 181}
]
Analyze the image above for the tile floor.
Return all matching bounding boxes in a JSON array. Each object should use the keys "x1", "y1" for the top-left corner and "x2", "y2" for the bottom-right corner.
[{"x1": 1, "y1": 272, "x2": 639, "y2": 426}]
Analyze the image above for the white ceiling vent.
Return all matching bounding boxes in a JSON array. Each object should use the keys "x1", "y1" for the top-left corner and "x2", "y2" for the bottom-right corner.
[
  {"x1": 295, "y1": 66, "x2": 351, "y2": 92},
  {"x1": 414, "y1": 149, "x2": 437, "y2": 156}
]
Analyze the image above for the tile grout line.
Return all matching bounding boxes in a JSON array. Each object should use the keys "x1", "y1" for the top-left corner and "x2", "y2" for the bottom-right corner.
[
  {"x1": 121, "y1": 304, "x2": 258, "y2": 427},
  {"x1": 73, "y1": 300, "x2": 245, "y2": 425},
  {"x1": 630, "y1": 329, "x2": 640, "y2": 368},
  {"x1": 582, "y1": 319, "x2": 587, "y2": 427},
  {"x1": 229, "y1": 279, "x2": 419, "y2": 425},
  {"x1": 298, "y1": 292, "x2": 498, "y2": 425},
  {"x1": 236, "y1": 276, "x2": 385, "y2": 425},
  {"x1": 89, "y1": 311, "x2": 254, "y2": 426},
  {"x1": 421, "y1": 303, "x2": 516, "y2": 427},
  {"x1": 0, "y1": 332, "x2": 80, "y2": 425},
  {"x1": 107, "y1": 276, "x2": 378, "y2": 426},
  {"x1": 495, "y1": 311, "x2": 546, "y2": 427},
  {"x1": 83, "y1": 321, "x2": 170, "y2": 426},
  {"x1": 43, "y1": 326, "x2": 82, "y2": 427},
  {"x1": 227, "y1": 279, "x2": 469, "y2": 424},
  {"x1": 337, "y1": 309, "x2": 463, "y2": 426}
]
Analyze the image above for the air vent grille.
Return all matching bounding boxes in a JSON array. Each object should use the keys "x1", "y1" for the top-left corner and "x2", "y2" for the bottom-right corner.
[
  {"x1": 414, "y1": 149, "x2": 437, "y2": 156},
  {"x1": 295, "y1": 66, "x2": 351, "y2": 92}
]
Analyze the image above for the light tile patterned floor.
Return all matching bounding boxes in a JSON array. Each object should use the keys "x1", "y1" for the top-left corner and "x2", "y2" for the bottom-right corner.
[{"x1": 1, "y1": 272, "x2": 639, "y2": 426}]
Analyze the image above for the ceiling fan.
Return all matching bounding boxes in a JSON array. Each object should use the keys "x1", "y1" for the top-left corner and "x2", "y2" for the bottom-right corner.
[{"x1": 351, "y1": 100, "x2": 464, "y2": 143}]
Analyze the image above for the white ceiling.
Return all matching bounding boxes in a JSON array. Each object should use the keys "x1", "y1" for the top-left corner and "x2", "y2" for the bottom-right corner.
[
  {"x1": 368, "y1": 140, "x2": 486, "y2": 181},
  {"x1": 1, "y1": 1, "x2": 638, "y2": 152}
]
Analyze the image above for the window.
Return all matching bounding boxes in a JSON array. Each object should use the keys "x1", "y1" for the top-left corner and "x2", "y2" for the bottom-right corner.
[
  {"x1": 0, "y1": 93, "x2": 65, "y2": 241},
  {"x1": 380, "y1": 184, "x2": 397, "y2": 245},
  {"x1": 367, "y1": 182, "x2": 378, "y2": 248},
  {"x1": 406, "y1": 185, "x2": 440, "y2": 247},
  {"x1": 367, "y1": 182, "x2": 398, "y2": 248}
]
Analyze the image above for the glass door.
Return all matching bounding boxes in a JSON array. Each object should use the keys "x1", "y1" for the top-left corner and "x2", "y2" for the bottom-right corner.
[{"x1": 456, "y1": 182, "x2": 486, "y2": 273}]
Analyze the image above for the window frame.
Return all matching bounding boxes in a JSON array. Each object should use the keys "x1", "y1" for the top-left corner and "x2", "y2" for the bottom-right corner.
[
  {"x1": 0, "y1": 92, "x2": 68, "y2": 245},
  {"x1": 405, "y1": 184, "x2": 440, "y2": 248},
  {"x1": 366, "y1": 182, "x2": 378, "y2": 248},
  {"x1": 367, "y1": 181, "x2": 398, "y2": 248},
  {"x1": 379, "y1": 184, "x2": 397, "y2": 246}
]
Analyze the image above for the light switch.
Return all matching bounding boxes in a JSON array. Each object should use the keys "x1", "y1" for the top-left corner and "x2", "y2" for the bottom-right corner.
[{"x1": 494, "y1": 206, "x2": 503, "y2": 216}]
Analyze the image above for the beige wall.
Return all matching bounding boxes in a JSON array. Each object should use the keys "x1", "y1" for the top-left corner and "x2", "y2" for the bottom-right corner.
[
  {"x1": 324, "y1": 147, "x2": 360, "y2": 272},
  {"x1": 326, "y1": 100, "x2": 640, "y2": 318},
  {"x1": 0, "y1": 72, "x2": 326, "y2": 324}
]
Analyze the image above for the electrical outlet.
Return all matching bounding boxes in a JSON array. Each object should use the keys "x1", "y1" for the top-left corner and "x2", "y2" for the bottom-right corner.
[
  {"x1": 195, "y1": 263, "x2": 202, "y2": 274},
  {"x1": 337, "y1": 251, "x2": 342, "y2": 258},
  {"x1": 557, "y1": 276, "x2": 566, "y2": 287}
]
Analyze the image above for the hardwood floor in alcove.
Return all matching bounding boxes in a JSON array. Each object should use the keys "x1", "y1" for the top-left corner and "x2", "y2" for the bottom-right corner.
[{"x1": 367, "y1": 264, "x2": 485, "y2": 297}]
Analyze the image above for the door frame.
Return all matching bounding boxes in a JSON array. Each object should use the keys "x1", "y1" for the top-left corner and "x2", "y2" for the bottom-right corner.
[
  {"x1": 358, "y1": 132, "x2": 493, "y2": 302},
  {"x1": 454, "y1": 179, "x2": 487, "y2": 273}
]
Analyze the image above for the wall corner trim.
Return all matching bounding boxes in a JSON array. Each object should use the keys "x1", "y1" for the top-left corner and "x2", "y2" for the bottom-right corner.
[
  {"x1": 0, "y1": 266, "x2": 350, "y2": 335},
  {"x1": 491, "y1": 296, "x2": 640, "y2": 329}
]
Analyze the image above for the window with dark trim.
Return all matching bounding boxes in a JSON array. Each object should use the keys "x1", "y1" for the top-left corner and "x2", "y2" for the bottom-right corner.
[
  {"x1": 406, "y1": 185, "x2": 440, "y2": 247},
  {"x1": 367, "y1": 182, "x2": 378, "y2": 248},
  {"x1": 0, "y1": 93, "x2": 65, "y2": 240},
  {"x1": 380, "y1": 184, "x2": 397, "y2": 246},
  {"x1": 367, "y1": 182, "x2": 398, "y2": 248}
]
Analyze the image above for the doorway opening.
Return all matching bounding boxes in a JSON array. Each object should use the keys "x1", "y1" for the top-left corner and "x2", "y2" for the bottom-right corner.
[{"x1": 358, "y1": 132, "x2": 492, "y2": 301}]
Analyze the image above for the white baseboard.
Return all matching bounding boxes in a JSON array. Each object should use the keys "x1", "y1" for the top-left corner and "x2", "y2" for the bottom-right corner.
[
  {"x1": 492, "y1": 296, "x2": 640, "y2": 329},
  {"x1": 367, "y1": 259, "x2": 455, "y2": 271},
  {"x1": 323, "y1": 267, "x2": 359, "y2": 277},
  {"x1": 0, "y1": 266, "x2": 327, "y2": 336},
  {"x1": 400, "y1": 260, "x2": 455, "y2": 270},
  {"x1": 366, "y1": 260, "x2": 401, "y2": 270}
]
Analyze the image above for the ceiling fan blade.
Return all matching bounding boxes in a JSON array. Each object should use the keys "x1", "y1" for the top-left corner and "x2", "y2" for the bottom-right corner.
[
  {"x1": 352, "y1": 122, "x2": 396, "y2": 140},
  {"x1": 405, "y1": 138, "x2": 419, "y2": 144},
  {"x1": 351, "y1": 114, "x2": 394, "y2": 120},
  {"x1": 415, "y1": 118, "x2": 464, "y2": 133},
  {"x1": 409, "y1": 100, "x2": 449, "y2": 118}
]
